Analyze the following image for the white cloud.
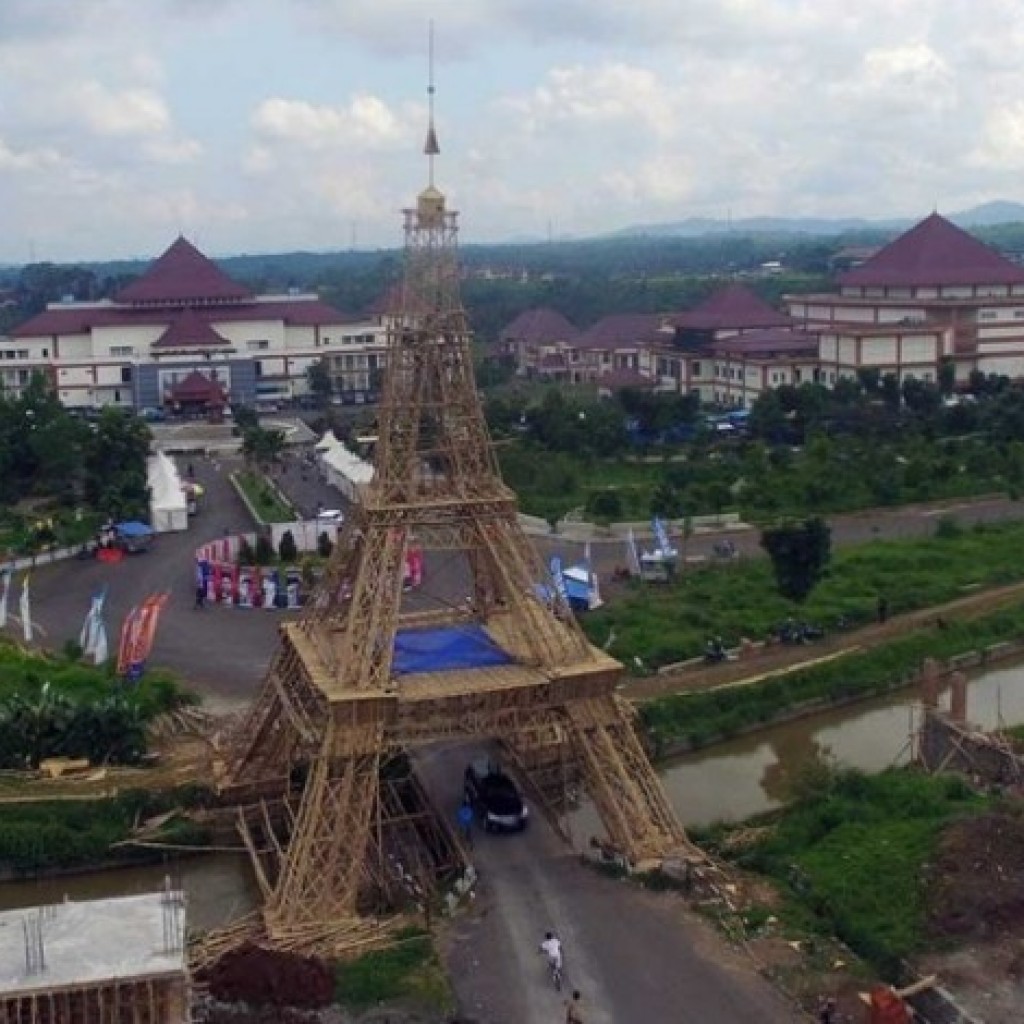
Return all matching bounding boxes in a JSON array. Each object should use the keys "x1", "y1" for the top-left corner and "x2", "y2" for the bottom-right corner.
[
  {"x1": 72, "y1": 82, "x2": 172, "y2": 138},
  {"x1": 0, "y1": 136, "x2": 62, "y2": 172},
  {"x1": 249, "y1": 95, "x2": 408, "y2": 155}
]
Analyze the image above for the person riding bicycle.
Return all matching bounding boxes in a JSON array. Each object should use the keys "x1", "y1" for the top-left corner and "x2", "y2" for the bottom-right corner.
[{"x1": 540, "y1": 931, "x2": 563, "y2": 975}]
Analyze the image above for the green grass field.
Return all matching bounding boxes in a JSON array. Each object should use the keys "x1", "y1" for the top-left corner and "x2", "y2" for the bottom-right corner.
[{"x1": 584, "y1": 519, "x2": 1024, "y2": 671}]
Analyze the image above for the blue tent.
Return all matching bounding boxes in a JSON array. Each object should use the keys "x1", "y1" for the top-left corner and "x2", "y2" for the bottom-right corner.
[{"x1": 115, "y1": 521, "x2": 154, "y2": 538}]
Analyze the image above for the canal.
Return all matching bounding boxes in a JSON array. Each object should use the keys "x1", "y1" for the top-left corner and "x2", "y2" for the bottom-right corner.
[{"x1": 1, "y1": 660, "x2": 1021, "y2": 925}]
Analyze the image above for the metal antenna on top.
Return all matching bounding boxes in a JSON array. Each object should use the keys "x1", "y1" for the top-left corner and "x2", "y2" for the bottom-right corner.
[{"x1": 424, "y1": 20, "x2": 440, "y2": 186}]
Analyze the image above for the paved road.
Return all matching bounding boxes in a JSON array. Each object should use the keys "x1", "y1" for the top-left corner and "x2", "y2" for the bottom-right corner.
[
  {"x1": 16, "y1": 486, "x2": 1024, "y2": 713},
  {"x1": 420, "y1": 743, "x2": 797, "y2": 1024},
  {"x1": 25, "y1": 454, "x2": 298, "y2": 711}
]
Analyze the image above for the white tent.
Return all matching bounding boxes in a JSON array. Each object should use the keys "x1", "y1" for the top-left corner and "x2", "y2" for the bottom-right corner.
[
  {"x1": 147, "y1": 450, "x2": 188, "y2": 532},
  {"x1": 316, "y1": 433, "x2": 374, "y2": 504}
]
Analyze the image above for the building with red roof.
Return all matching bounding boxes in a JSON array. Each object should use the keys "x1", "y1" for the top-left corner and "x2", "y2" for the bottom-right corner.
[
  {"x1": 6, "y1": 236, "x2": 385, "y2": 410},
  {"x1": 499, "y1": 285, "x2": 817, "y2": 407},
  {"x1": 789, "y1": 213, "x2": 1024, "y2": 386}
]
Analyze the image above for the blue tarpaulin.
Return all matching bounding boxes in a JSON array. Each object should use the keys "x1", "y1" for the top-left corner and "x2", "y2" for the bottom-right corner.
[
  {"x1": 393, "y1": 625, "x2": 513, "y2": 675},
  {"x1": 115, "y1": 521, "x2": 154, "y2": 538}
]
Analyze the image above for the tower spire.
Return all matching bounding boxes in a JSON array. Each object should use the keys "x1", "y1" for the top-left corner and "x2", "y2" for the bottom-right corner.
[{"x1": 424, "y1": 21, "x2": 440, "y2": 186}]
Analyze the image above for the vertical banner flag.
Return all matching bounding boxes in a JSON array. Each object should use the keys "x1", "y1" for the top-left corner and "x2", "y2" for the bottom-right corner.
[
  {"x1": 80, "y1": 587, "x2": 109, "y2": 666},
  {"x1": 0, "y1": 570, "x2": 10, "y2": 629},
  {"x1": 653, "y1": 517, "x2": 673, "y2": 554},
  {"x1": 18, "y1": 574, "x2": 31, "y2": 643},
  {"x1": 626, "y1": 528, "x2": 641, "y2": 576},
  {"x1": 549, "y1": 556, "x2": 569, "y2": 607},
  {"x1": 584, "y1": 541, "x2": 601, "y2": 606},
  {"x1": 119, "y1": 592, "x2": 170, "y2": 683}
]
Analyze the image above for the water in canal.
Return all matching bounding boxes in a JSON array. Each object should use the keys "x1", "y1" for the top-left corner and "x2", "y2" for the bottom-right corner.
[
  {"x1": 661, "y1": 659, "x2": 1024, "y2": 828},
  {"x1": 1, "y1": 661, "x2": 1021, "y2": 922}
]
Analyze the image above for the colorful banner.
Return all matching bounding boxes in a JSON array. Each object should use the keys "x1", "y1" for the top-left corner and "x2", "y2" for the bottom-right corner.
[{"x1": 117, "y1": 592, "x2": 170, "y2": 683}]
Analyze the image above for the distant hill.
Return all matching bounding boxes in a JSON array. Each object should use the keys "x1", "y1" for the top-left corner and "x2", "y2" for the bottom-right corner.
[{"x1": 613, "y1": 200, "x2": 1024, "y2": 239}]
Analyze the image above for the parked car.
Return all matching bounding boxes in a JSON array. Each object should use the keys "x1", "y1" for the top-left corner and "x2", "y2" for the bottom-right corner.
[{"x1": 464, "y1": 759, "x2": 529, "y2": 833}]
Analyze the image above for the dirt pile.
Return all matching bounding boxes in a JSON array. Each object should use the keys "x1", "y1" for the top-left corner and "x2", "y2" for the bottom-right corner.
[{"x1": 924, "y1": 810, "x2": 1024, "y2": 940}]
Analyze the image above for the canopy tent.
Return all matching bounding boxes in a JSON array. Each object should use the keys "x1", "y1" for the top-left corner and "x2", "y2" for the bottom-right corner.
[
  {"x1": 147, "y1": 451, "x2": 188, "y2": 533},
  {"x1": 316, "y1": 432, "x2": 374, "y2": 503}
]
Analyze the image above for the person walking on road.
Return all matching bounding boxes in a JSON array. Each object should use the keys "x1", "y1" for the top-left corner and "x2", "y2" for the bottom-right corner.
[{"x1": 564, "y1": 989, "x2": 584, "y2": 1023}]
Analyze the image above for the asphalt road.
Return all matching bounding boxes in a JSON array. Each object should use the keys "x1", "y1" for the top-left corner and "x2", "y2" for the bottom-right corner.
[
  {"x1": 19, "y1": 484, "x2": 1024, "y2": 713},
  {"x1": 420, "y1": 743, "x2": 797, "y2": 1024}
]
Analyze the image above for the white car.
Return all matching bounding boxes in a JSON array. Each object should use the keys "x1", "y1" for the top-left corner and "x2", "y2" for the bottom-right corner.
[{"x1": 317, "y1": 509, "x2": 343, "y2": 522}]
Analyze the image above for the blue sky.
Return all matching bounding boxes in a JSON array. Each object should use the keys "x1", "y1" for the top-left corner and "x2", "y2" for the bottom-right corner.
[{"x1": 3, "y1": 0, "x2": 1024, "y2": 263}]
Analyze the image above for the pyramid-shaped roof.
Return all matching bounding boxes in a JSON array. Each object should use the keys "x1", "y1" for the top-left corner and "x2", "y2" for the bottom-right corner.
[
  {"x1": 577, "y1": 313, "x2": 672, "y2": 350},
  {"x1": 151, "y1": 307, "x2": 233, "y2": 350},
  {"x1": 169, "y1": 370, "x2": 227, "y2": 402},
  {"x1": 500, "y1": 308, "x2": 580, "y2": 343},
  {"x1": 115, "y1": 236, "x2": 254, "y2": 304},
  {"x1": 673, "y1": 284, "x2": 791, "y2": 331},
  {"x1": 838, "y1": 213, "x2": 1024, "y2": 288}
]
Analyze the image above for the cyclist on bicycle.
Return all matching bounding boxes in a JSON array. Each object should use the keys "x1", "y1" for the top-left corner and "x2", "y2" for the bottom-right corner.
[{"x1": 539, "y1": 931, "x2": 563, "y2": 975}]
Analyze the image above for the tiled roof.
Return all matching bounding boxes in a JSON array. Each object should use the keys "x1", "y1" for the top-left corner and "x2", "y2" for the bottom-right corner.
[
  {"x1": 169, "y1": 370, "x2": 227, "y2": 402},
  {"x1": 674, "y1": 284, "x2": 791, "y2": 331},
  {"x1": 838, "y1": 213, "x2": 1024, "y2": 288},
  {"x1": 577, "y1": 313, "x2": 672, "y2": 350},
  {"x1": 710, "y1": 328, "x2": 818, "y2": 359},
  {"x1": 12, "y1": 298, "x2": 355, "y2": 338},
  {"x1": 597, "y1": 368, "x2": 655, "y2": 390},
  {"x1": 151, "y1": 307, "x2": 233, "y2": 350},
  {"x1": 500, "y1": 308, "x2": 579, "y2": 344},
  {"x1": 115, "y1": 237, "x2": 254, "y2": 304}
]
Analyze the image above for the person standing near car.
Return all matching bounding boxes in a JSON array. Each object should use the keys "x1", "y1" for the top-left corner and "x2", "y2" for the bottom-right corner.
[{"x1": 457, "y1": 798, "x2": 474, "y2": 848}]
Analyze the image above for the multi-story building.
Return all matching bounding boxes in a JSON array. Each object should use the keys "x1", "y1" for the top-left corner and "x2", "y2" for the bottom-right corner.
[
  {"x1": 501, "y1": 214, "x2": 1024, "y2": 406},
  {"x1": 501, "y1": 283, "x2": 815, "y2": 407},
  {"x1": 787, "y1": 213, "x2": 1024, "y2": 387},
  {"x1": 5, "y1": 237, "x2": 386, "y2": 410}
]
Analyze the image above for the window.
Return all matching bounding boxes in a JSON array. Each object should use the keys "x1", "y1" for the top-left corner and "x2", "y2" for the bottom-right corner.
[
  {"x1": 111, "y1": 345, "x2": 134, "y2": 357},
  {"x1": 120, "y1": 366, "x2": 132, "y2": 384},
  {"x1": 691, "y1": 361, "x2": 701, "y2": 376},
  {"x1": 113, "y1": 389, "x2": 121, "y2": 403},
  {"x1": 979, "y1": 311, "x2": 998, "y2": 321},
  {"x1": 16, "y1": 350, "x2": 28, "y2": 359},
  {"x1": 41, "y1": 349, "x2": 48, "y2": 358},
  {"x1": 254, "y1": 361, "x2": 263, "y2": 378},
  {"x1": 247, "y1": 340, "x2": 270, "y2": 351}
]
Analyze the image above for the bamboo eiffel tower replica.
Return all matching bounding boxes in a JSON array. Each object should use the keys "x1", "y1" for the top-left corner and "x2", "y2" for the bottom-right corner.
[{"x1": 217, "y1": 82, "x2": 690, "y2": 959}]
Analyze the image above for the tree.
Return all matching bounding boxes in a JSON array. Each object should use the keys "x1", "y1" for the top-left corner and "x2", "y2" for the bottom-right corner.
[
  {"x1": 760, "y1": 516, "x2": 832, "y2": 603},
  {"x1": 306, "y1": 359, "x2": 333, "y2": 407},
  {"x1": 278, "y1": 529, "x2": 298, "y2": 562}
]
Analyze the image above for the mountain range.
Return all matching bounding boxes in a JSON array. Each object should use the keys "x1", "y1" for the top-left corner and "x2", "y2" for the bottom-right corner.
[{"x1": 612, "y1": 200, "x2": 1024, "y2": 239}]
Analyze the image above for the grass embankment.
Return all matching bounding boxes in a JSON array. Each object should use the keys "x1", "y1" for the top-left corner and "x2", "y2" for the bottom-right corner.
[
  {"x1": 334, "y1": 927, "x2": 452, "y2": 1012},
  {"x1": 0, "y1": 641, "x2": 194, "y2": 769},
  {"x1": 233, "y1": 468, "x2": 294, "y2": 524},
  {"x1": 695, "y1": 768, "x2": 993, "y2": 977},
  {"x1": 585, "y1": 518, "x2": 1024, "y2": 672},
  {"x1": 640, "y1": 603, "x2": 1024, "y2": 754},
  {"x1": 0, "y1": 786, "x2": 214, "y2": 874}
]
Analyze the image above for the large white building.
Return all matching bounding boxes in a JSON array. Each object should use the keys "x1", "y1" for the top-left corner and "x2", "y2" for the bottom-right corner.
[
  {"x1": 5, "y1": 237, "x2": 386, "y2": 410},
  {"x1": 501, "y1": 213, "x2": 1024, "y2": 407}
]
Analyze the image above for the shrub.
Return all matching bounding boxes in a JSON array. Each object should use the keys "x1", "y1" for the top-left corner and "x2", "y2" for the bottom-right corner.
[
  {"x1": 278, "y1": 529, "x2": 298, "y2": 562},
  {"x1": 237, "y1": 537, "x2": 255, "y2": 565},
  {"x1": 254, "y1": 534, "x2": 275, "y2": 565}
]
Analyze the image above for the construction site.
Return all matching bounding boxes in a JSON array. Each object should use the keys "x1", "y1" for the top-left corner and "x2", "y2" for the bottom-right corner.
[{"x1": 189, "y1": 84, "x2": 699, "y2": 969}]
